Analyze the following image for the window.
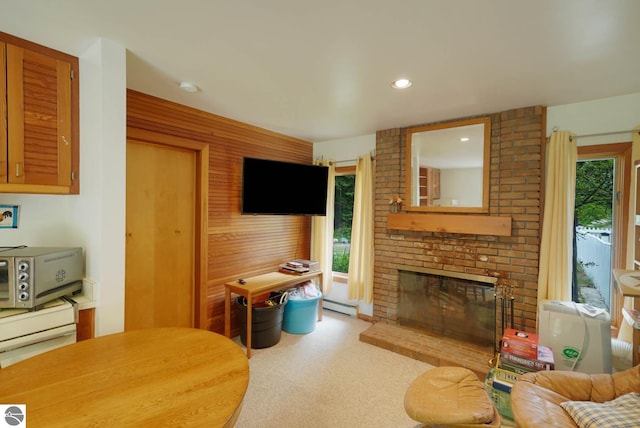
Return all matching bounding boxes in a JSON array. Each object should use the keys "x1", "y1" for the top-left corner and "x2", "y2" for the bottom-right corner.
[{"x1": 333, "y1": 166, "x2": 356, "y2": 274}]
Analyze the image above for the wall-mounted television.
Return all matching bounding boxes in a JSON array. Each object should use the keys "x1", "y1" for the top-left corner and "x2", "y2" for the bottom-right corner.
[{"x1": 242, "y1": 157, "x2": 329, "y2": 216}]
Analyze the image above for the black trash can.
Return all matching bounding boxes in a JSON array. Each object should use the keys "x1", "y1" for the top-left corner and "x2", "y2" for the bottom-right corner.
[{"x1": 236, "y1": 291, "x2": 287, "y2": 349}]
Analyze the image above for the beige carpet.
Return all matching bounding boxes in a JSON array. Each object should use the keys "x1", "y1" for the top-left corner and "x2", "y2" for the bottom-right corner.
[{"x1": 233, "y1": 311, "x2": 433, "y2": 428}]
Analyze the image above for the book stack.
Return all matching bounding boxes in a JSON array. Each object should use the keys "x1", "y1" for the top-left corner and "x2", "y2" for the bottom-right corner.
[
  {"x1": 291, "y1": 259, "x2": 320, "y2": 273},
  {"x1": 492, "y1": 328, "x2": 555, "y2": 394},
  {"x1": 279, "y1": 261, "x2": 310, "y2": 275},
  {"x1": 279, "y1": 259, "x2": 321, "y2": 275}
]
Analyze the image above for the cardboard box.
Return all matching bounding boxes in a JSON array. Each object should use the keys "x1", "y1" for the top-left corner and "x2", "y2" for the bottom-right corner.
[
  {"x1": 501, "y1": 328, "x2": 539, "y2": 359},
  {"x1": 500, "y1": 345, "x2": 555, "y2": 371}
]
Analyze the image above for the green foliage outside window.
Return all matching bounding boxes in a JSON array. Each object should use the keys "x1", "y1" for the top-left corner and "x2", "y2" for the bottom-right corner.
[
  {"x1": 333, "y1": 174, "x2": 355, "y2": 273},
  {"x1": 575, "y1": 159, "x2": 613, "y2": 227},
  {"x1": 333, "y1": 250, "x2": 350, "y2": 273}
]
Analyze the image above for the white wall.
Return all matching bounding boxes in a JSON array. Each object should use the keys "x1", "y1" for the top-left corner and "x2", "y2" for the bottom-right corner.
[
  {"x1": 313, "y1": 134, "x2": 376, "y2": 317},
  {"x1": 0, "y1": 38, "x2": 127, "y2": 336},
  {"x1": 439, "y1": 167, "x2": 482, "y2": 207},
  {"x1": 313, "y1": 134, "x2": 375, "y2": 166},
  {"x1": 78, "y1": 39, "x2": 127, "y2": 336},
  {"x1": 547, "y1": 93, "x2": 640, "y2": 146}
]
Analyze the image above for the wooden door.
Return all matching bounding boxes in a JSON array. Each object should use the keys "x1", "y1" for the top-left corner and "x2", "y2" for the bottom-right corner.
[{"x1": 125, "y1": 139, "x2": 196, "y2": 329}]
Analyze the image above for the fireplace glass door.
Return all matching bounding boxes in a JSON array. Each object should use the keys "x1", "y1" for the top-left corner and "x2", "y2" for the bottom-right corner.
[{"x1": 398, "y1": 270, "x2": 496, "y2": 350}]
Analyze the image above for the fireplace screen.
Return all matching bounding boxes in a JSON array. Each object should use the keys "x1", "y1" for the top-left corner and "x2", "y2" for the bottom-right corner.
[{"x1": 398, "y1": 270, "x2": 495, "y2": 349}]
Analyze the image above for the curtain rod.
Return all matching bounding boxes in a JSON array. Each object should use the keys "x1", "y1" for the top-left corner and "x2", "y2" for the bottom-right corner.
[
  {"x1": 332, "y1": 158, "x2": 357, "y2": 165},
  {"x1": 553, "y1": 129, "x2": 640, "y2": 141},
  {"x1": 331, "y1": 156, "x2": 376, "y2": 165},
  {"x1": 320, "y1": 151, "x2": 376, "y2": 165}
]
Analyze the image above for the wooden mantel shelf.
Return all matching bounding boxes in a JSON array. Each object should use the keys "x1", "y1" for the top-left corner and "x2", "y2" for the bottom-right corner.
[{"x1": 387, "y1": 213, "x2": 512, "y2": 236}]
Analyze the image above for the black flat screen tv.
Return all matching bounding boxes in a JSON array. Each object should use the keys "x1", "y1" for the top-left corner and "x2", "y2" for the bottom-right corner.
[{"x1": 242, "y1": 157, "x2": 329, "y2": 216}]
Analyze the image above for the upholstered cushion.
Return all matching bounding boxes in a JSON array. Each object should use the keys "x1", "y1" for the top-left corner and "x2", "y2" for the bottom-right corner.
[
  {"x1": 511, "y1": 365, "x2": 640, "y2": 428},
  {"x1": 404, "y1": 367, "x2": 499, "y2": 426},
  {"x1": 560, "y1": 392, "x2": 640, "y2": 428}
]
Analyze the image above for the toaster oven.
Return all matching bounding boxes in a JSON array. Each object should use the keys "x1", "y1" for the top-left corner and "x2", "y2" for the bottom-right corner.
[{"x1": 0, "y1": 247, "x2": 83, "y2": 309}]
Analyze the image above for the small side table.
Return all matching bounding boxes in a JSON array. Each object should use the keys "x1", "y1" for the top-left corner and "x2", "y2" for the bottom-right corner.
[{"x1": 224, "y1": 270, "x2": 323, "y2": 358}]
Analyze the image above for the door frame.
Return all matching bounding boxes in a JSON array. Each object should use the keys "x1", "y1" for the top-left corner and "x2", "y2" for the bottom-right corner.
[
  {"x1": 126, "y1": 127, "x2": 209, "y2": 329},
  {"x1": 577, "y1": 142, "x2": 631, "y2": 330}
]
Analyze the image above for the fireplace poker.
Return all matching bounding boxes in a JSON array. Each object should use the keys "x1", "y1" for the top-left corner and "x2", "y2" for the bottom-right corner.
[{"x1": 510, "y1": 296, "x2": 515, "y2": 329}]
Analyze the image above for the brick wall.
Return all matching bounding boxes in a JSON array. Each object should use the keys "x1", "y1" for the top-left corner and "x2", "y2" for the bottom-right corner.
[{"x1": 374, "y1": 106, "x2": 546, "y2": 335}]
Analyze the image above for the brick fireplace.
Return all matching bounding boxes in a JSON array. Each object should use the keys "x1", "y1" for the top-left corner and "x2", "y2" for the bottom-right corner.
[{"x1": 365, "y1": 106, "x2": 545, "y2": 370}]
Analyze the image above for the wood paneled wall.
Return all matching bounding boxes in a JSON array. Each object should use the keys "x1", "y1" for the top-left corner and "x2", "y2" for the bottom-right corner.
[{"x1": 127, "y1": 90, "x2": 313, "y2": 333}]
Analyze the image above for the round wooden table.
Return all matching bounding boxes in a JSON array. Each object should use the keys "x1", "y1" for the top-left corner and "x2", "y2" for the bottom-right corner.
[{"x1": 0, "y1": 327, "x2": 249, "y2": 427}]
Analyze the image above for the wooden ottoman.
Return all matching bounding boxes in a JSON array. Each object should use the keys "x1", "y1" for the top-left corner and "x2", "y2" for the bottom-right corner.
[{"x1": 404, "y1": 366, "x2": 501, "y2": 427}]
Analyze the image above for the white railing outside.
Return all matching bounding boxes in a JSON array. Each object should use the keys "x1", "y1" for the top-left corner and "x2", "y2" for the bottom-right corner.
[{"x1": 575, "y1": 227, "x2": 612, "y2": 309}]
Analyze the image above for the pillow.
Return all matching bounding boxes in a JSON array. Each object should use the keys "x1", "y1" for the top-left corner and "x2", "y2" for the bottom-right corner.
[{"x1": 560, "y1": 392, "x2": 640, "y2": 428}]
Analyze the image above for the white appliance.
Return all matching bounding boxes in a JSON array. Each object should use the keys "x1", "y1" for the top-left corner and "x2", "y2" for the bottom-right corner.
[
  {"x1": 0, "y1": 298, "x2": 76, "y2": 368},
  {"x1": 537, "y1": 300, "x2": 612, "y2": 374}
]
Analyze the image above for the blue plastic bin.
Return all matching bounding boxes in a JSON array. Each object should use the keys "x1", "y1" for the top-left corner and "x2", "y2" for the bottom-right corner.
[{"x1": 282, "y1": 292, "x2": 322, "y2": 334}]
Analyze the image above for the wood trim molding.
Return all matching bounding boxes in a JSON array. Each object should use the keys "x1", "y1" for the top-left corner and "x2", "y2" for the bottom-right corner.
[
  {"x1": 387, "y1": 212, "x2": 512, "y2": 236},
  {"x1": 126, "y1": 125, "x2": 209, "y2": 329},
  {"x1": 127, "y1": 127, "x2": 208, "y2": 151}
]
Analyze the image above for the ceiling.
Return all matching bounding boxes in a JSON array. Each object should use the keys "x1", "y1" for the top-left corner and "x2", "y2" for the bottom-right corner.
[{"x1": 2, "y1": 0, "x2": 639, "y2": 143}]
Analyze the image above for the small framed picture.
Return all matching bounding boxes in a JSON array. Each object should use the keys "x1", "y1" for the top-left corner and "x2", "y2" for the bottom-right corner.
[{"x1": 0, "y1": 205, "x2": 19, "y2": 229}]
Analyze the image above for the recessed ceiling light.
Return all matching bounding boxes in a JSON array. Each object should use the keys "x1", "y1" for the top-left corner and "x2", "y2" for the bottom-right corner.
[
  {"x1": 391, "y1": 79, "x2": 412, "y2": 89},
  {"x1": 179, "y1": 82, "x2": 199, "y2": 93},
  {"x1": 460, "y1": 137, "x2": 470, "y2": 142}
]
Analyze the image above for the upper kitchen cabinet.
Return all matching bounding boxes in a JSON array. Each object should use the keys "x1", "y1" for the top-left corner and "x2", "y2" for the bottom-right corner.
[{"x1": 0, "y1": 33, "x2": 79, "y2": 194}]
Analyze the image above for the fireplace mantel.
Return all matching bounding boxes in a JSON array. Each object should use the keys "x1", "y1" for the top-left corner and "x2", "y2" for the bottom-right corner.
[{"x1": 387, "y1": 213, "x2": 512, "y2": 236}]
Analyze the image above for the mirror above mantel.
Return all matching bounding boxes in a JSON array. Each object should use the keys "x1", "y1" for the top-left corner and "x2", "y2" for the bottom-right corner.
[{"x1": 405, "y1": 116, "x2": 491, "y2": 213}]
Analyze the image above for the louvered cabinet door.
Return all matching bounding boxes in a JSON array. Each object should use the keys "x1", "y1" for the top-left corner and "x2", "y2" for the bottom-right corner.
[{"x1": 5, "y1": 44, "x2": 73, "y2": 189}]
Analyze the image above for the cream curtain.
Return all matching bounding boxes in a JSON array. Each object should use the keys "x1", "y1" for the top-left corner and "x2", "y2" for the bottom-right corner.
[
  {"x1": 347, "y1": 154, "x2": 375, "y2": 303},
  {"x1": 537, "y1": 131, "x2": 577, "y2": 302},
  {"x1": 311, "y1": 159, "x2": 335, "y2": 295}
]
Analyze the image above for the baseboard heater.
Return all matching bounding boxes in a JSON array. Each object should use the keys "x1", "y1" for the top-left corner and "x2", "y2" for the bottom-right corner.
[{"x1": 323, "y1": 299, "x2": 358, "y2": 318}]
